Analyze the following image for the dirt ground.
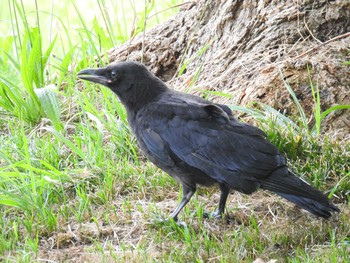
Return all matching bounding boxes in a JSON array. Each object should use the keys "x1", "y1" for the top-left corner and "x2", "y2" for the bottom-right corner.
[{"x1": 34, "y1": 189, "x2": 348, "y2": 262}]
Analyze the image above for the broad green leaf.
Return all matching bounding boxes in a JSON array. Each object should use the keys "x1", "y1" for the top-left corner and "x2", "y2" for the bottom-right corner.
[
  {"x1": 28, "y1": 28, "x2": 43, "y2": 88},
  {"x1": 35, "y1": 85, "x2": 62, "y2": 131}
]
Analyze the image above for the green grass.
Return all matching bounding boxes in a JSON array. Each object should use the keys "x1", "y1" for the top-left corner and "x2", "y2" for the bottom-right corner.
[{"x1": 1, "y1": 0, "x2": 350, "y2": 262}]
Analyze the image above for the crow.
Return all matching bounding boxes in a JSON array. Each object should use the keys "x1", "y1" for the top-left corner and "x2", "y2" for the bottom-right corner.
[{"x1": 77, "y1": 61, "x2": 339, "y2": 221}]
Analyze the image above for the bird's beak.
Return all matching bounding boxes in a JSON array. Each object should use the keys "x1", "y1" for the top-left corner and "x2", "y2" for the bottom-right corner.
[{"x1": 77, "y1": 68, "x2": 112, "y2": 86}]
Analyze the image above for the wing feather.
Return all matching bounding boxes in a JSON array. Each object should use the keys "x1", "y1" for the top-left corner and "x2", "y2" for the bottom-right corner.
[{"x1": 136, "y1": 96, "x2": 286, "y2": 192}]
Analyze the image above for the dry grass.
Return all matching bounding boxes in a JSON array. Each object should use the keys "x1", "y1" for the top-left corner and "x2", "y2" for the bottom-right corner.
[{"x1": 31, "y1": 177, "x2": 349, "y2": 262}]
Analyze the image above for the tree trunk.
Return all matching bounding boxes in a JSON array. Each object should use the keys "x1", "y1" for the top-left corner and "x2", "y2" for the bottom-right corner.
[{"x1": 107, "y1": 0, "x2": 350, "y2": 139}]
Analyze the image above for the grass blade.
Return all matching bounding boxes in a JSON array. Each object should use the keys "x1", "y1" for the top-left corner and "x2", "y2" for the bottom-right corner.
[{"x1": 279, "y1": 69, "x2": 308, "y2": 130}]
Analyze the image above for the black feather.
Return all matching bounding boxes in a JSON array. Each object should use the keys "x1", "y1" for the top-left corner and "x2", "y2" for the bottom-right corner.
[{"x1": 77, "y1": 61, "x2": 340, "y2": 221}]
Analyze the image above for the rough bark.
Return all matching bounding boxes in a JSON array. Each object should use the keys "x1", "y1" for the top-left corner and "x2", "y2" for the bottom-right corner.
[{"x1": 106, "y1": 0, "x2": 350, "y2": 139}]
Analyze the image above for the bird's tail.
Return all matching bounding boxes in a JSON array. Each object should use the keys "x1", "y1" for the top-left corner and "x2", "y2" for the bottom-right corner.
[{"x1": 260, "y1": 170, "x2": 339, "y2": 219}]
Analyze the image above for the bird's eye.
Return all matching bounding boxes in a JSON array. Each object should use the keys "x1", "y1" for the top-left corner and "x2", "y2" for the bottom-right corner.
[{"x1": 110, "y1": 70, "x2": 118, "y2": 79}]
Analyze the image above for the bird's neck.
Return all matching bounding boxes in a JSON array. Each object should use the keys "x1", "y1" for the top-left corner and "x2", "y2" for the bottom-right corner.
[{"x1": 122, "y1": 78, "x2": 168, "y2": 115}]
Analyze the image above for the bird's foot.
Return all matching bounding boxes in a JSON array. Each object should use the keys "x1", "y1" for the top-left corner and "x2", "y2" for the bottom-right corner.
[
  {"x1": 174, "y1": 220, "x2": 187, "y2": 228},
  {"x1": 152, "y1": 215, "x2": 187, "y2": 228},
  {"x1": 167, "y1": 216, "x2": 187, "y2": 227},
  {"x1": 212, "y1": 210, "x2": 223, "y2": 219},
  {"x1": 202, "y1": 210, "x2": 224, "y2": 219}
]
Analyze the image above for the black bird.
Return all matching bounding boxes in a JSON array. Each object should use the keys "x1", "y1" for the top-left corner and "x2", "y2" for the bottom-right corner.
[{"x1": 77, "y1": 61, "x2": 339, "y2": 220}]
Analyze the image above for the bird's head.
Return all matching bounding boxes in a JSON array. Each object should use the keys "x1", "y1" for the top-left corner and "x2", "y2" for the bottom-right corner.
[{"x1": 77, "y1": 61, "x2": 168, "y2": 111}]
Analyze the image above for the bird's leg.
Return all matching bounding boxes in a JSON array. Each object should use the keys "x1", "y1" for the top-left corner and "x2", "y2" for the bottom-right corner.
[
  {"x1": 170, "y1": 184, "x2": 196, "y2": 221},
  {"x1": 212, "y1": 183, "x2": 230, "y2": 218}
]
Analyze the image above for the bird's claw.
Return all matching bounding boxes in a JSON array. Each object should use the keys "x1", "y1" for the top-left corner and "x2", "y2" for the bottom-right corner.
[
  {"x1": 212, "y1": 210, "x2": 223, "y2": 219},
  {"x1": 152, "y1": 215, "x2": 187, "y2": 228},
  {"x1": 169, "y1": 216, "x2": 187, "y2": 227},
  {"x1": 174, "y1": 220, "x2": 187, "y2": 228},
  {"x1": 202, "y1": 211, "x2": 223, "y2": 219}
]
